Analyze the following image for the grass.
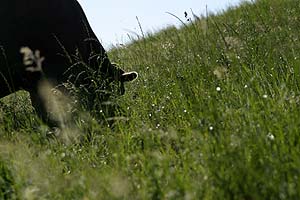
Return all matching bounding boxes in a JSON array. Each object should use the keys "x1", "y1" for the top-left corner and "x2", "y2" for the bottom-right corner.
[{"x1": 1, "y1": 0, "x2": 300, "y2": 199}]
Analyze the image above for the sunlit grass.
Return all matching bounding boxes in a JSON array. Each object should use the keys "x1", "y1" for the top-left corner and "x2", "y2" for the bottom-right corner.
[{"x1": 1, "y1": 0, "x2": 300, "y2": 199}]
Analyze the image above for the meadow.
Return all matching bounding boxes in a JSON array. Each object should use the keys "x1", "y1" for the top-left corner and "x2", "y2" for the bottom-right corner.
[{"x1": 1, "y1": 0, "x2": 300, "y2": 199}]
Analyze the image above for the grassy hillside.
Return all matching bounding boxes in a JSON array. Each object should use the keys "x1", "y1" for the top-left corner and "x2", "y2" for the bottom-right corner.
[{"x1": 1, "y1": 0, "x2": 300, "y2": 199}]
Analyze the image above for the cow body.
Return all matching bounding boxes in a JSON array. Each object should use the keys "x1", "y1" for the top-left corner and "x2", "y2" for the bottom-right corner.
[{"x1": 0, "y1": 0, "x2": 137, "y2": 125}]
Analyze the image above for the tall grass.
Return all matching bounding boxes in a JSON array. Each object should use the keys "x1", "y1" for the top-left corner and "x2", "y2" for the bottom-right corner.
[{"x1": 0, "y1": 0, "x2": 300, "y2": 199}]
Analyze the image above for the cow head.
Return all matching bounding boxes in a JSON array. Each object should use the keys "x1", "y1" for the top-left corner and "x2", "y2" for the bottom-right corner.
[
  {"x1": 74, "y1": 57, "x2": 137, "y2": 114},
  {"x1": 75, "y1": 58, "x2": 138, "y2": 118},
  {"x1": 99, "y1": 57, "x2": 138, "y2": 95},
  {"x1": 111, "y1": 64, "x2": 138, "y2": 95}
]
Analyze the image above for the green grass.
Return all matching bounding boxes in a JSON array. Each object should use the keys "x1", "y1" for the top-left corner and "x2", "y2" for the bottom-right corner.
[{"x1": 1, "y1": 0, "x2": 300, "y2": 199}]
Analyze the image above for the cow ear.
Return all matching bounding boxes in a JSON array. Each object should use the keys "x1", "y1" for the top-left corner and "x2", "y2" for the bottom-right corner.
[{"x1": 120, "y1": 71, "x2": 138, "y2": 82}]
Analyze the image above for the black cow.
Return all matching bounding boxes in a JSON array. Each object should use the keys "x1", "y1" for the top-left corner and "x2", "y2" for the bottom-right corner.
[{"x1": 0, "y1": 0, "x2": 137, "y2": 125}]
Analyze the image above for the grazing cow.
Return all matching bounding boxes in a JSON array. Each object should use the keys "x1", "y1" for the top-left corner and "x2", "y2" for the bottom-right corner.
[{"x1": 0, "y1": 0, "x2": 137, "y2": 125}]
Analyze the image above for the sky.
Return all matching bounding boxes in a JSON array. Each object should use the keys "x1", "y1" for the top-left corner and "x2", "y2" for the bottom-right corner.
[{"x1": 78, "y1": 0, "x2": 246, "y2": 49}]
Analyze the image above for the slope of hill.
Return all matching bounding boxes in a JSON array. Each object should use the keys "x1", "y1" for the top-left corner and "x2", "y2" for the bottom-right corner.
[{"x1": 1, "y1": 0, "x2": 300, "y2": 199}]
